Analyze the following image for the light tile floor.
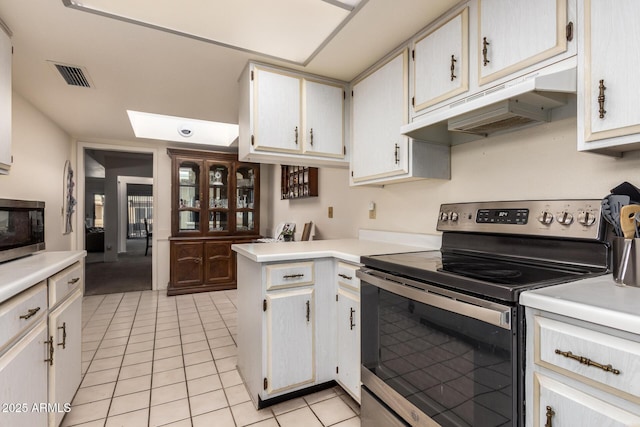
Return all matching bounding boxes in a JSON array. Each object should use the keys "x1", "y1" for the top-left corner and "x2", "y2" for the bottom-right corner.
[{"x1": 62, "y1": 290, "x2": 361, "y2": 427}]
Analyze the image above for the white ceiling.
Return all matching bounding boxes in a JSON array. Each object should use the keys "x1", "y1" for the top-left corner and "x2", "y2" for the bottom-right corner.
[{"x1": 0, "y1": 0, "x2": 460, "y2": 146}]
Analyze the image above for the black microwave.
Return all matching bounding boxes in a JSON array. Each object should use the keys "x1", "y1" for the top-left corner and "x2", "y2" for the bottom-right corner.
[{"x1": 0, "y1": 199, "x2": 45, "y2": 263}]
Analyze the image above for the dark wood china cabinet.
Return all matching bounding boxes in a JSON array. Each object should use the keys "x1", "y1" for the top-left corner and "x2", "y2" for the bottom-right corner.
[{"x1": 167, "y1": 148, "x2": 260, "y2": 295}]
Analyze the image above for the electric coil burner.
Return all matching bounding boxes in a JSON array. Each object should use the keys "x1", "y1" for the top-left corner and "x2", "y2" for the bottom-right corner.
[{"x1": 358, "y1": 200, "x2": 610, "y2": 427}]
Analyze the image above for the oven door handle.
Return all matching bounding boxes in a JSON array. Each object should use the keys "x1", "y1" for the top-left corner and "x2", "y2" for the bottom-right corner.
[{"x1": 357, "y1": 270, "x2": 512, "y2": 330}]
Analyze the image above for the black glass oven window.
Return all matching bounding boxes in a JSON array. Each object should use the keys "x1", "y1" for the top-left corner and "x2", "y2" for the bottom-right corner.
[{"x1": 362, "y1": 283, "x2": 515, "y2": 427}]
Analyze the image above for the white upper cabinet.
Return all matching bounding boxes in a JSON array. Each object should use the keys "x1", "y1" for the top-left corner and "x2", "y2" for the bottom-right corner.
[
  {"x1": 478, "y1": 0, "x2": 572, "y2": 86},
  {"x1": 351, "y1": 49, "x2": 450, "y2": 186},
  {"x1": 351, "y1": 49, "x2": 409, "y2": 183},
  {"x1": 253, "y1": 68, "x2": 302, "y2": 153},
  {"x1": 577, "y1": 0, "x2": 640, "y2": 154},
  {"x1": 238, "y1": 63, "x2": 347, "y2": 168},
  {"x1": 0, "y1": 23, "x2": 12, "y2": 174},
  {"x1": 412, "y1": 7, "x2": 469, "y2": 114},
  {"x1": 303, "y1": 79, "x2": 345, "y2": 158}
]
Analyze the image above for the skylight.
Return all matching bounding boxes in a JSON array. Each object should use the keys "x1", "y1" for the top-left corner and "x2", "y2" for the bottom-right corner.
[{"x1": 127, "y1": 110, "x2": 239, "y2": 146}]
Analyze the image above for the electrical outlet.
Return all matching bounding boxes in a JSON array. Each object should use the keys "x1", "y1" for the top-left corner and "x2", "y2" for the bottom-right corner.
[
  {"x1": 369, "y1": 209, "x2": 376, "y2": 219},
  {"x1": 328, "y1": 206, "x2": 333, "y2": 218}
]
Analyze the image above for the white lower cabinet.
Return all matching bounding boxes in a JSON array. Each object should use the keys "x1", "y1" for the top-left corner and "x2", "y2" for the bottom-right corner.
[
  {"x1": 238, "y1": 257, "x2": 336, "y2": 408},
  {"x1": 336, "y1": 287, "x2": 360, "y2": 402},
  {"x1": 0, "y1": 255, "x2": 84, "y2": 427},
  {"x1": 265, "y1": 287, "x2": 315, "y2": 394},
  {"x1": 0, "y1": 320, "x2": 49, "y2": 427},
  {"x1": 525, "y1": 309, "x2": 640, "y2": 426},
  {"x1": 48, "y1": 289, "x2": 82, "y2": 427},
  {"x1": 534, "y1": 373, "x2": 640, "y2": 427}
]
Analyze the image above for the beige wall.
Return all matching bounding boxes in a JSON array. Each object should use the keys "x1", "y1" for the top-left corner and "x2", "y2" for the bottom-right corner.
[
  {"x1": 0, "y1": 91, "x2": 74, "y2": 251},
  {"x1": 267, "y1": 116, "x2": 640, "y2": 239},
  {"x1": 15, "y1": 88, "x2": 640, "y2": 286}
]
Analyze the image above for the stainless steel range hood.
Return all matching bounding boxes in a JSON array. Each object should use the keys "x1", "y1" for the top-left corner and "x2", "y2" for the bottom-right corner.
[{"x1": 401, "y1": 66, "x2": 576, "y2": 144}]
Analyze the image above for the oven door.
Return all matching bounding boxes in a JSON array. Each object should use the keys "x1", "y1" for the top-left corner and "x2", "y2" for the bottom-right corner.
[{"x1": 358, "y1": 269, "x2": 518, "y2": 427}]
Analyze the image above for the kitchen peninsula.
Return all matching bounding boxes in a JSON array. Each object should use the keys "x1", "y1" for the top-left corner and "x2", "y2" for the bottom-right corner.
[{"x1": 232, "y1": 234, "x2": 440, "y2": 408}]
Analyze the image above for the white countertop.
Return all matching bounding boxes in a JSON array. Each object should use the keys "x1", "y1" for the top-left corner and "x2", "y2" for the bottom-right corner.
[
  {"x1": 520, "y1": 274, "x2": 640, "y2": 335},
  {"x1": 232, "y1": 238, "x2": 438, "y2": 264},
  {"x1": 0, "y1": 250, "x2": 86, "y2": 304}
]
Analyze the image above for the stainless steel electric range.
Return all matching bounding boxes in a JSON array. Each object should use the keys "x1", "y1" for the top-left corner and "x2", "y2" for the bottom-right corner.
[{"x1": 357, "y1": 200, "x2": 611, "y2": 427}]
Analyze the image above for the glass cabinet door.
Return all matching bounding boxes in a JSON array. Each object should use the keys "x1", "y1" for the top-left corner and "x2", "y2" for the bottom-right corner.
[
  {"x1": 178, "y1": 162, "x2": 200, "y2": 232},
  {"x1": 235, "y1": 165, "x2": 257, "y2": 233},
  {"x1": 208, "y1": 163, "x2": 229, "y2": 232}
]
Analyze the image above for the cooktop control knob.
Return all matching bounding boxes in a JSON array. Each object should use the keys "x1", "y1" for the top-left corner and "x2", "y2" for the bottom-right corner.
[
  {"x1": 537, "y1": 211, "x2": 554, "y2": 225},
  {"x1": 449, "y1": 212, "x2": 459, "y2": 222},
  {"x1": 440, "y1": 212, "x2": 449, "y2": 221},
  {"x1": 578, "y1": 211, "x2": 596, "y2": 226},
  {"x1": 557, "y1": 211, "x2": 574, "y2": 225}
]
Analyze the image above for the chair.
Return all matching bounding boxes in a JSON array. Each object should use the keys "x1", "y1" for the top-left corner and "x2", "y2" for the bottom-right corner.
[{"x1": 144, "y1": 218, "x2": 152, "y2": 256}]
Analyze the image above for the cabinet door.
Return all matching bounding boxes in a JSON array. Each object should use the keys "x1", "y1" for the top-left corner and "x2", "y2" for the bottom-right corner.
[
  {"x1": 175, "y1": 159, "x2": 202, "y2": 236},
  {"x1": 234, "y1": 164, "x2": 259, "y2": 234},
  {"x1": 336, "y1": 288, "x2": 360, "y2": 402},
  {"x1": 0, "y1": 321, "x2": 48, "y2": 427},
  {"x1": 0, "y1": 26, "x2": 11, "y2": 173},
  {"x1": 478, "y1": 0, "x2": 568, "y2": 86},
  {"x1": 304, "y1": 79, "x2": 345, "y2": 158},
  {"x1": 204, "y1": 241, "x2": 234, "y2": 286},
  {"x1": 49, "y1": 290, "x2": 82, "y2": 427},
  {"x1": 534, "y1": 373, "x2": 640, "y2": 426},
  {"x1": 579, "y1": 0, "x2": 640, "y2": 148},
  {"x1": 170, "y1": 241, "x2": 204, "y2": 287},
  {"x1": 351, "y1": 49, "x2": 409, "y2": 183},
  {"x1": 206, "y1": 161, "x2": 230, "y2": 234},
  {"x1": 412, "y1": 8, "x2": 468, "y2": 113},
  {"x1": 253, "y1": 67, "x2": 302, "y2": 153},
  {"x1": 265, "y1": 287, "x2": 315, "y2": 394}
]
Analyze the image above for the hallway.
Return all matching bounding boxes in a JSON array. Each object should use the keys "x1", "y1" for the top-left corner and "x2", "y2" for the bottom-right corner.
[{"x1": 85, "y1": 239, "x2": 152, "y2": 296}]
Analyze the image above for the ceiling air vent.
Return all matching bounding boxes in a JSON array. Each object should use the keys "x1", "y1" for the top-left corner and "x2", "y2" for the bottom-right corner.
[{"x1": 50, "y1": 61, "x2": 92, "y2": 88}]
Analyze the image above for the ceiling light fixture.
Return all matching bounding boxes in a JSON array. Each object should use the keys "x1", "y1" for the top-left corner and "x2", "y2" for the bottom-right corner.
[{"x1": 178, "y1": 125, "x2": 193, "y2": 138}]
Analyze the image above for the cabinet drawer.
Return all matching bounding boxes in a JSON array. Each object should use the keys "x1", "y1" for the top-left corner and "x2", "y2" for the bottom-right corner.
[
  {"x1": 535, "y1": 316, "x2": 640, "y2": 402},
  {"x1": 0, "y1": 281, "x2": 47, "y2": 351},
  {"x1": 48, "y1": 261, "x2": 83, "y2": 307},
  {"x1": 266, "y1": 262, "x2": 314, "y2": 290},
  {"x1": 337, "y1": 262, "x2": 360, "y2": 291},
  {"x1": 534, "y1": 373, "x2": 640, "y2": 426}
]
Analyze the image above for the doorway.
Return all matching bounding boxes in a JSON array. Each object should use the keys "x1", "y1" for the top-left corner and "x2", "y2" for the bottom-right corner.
[{"x1": 82, "y1": 148, "x2": 154, "y2": 295}]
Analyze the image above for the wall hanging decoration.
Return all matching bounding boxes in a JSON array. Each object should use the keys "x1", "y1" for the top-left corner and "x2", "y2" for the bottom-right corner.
[{"x1": 63, "y1": 160, "x2": 76, "y2": 234}]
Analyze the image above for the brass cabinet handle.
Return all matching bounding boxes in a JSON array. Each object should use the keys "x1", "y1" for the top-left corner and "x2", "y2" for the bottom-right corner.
[
  {"x1": 44, "y1": 336, "x2": 54, "y2": 366},
  {"x1": 68, "y1": 277, "x2": 80, "y2": 285},
  {"x1": 482, "y1": 37, "x2": 490, "y2": 66},
  {"x1": 394, "y1": 143, "x2": 400, "y2": 165},
  {"x1": 19, "y1": 307, "x2": 41, "y2": 320},
  {"x1": 294, "y1": 126, "x2": 298, "y2": 145},
  {"x1": 338, "y1": 273, "x2": 352, "y2": 281},
  {"x1": 450, "y1": 54, "x2": 457, "y2": 81},
  {"x1": 310, "y1": 128, "x2": 314, "y2": 146},
  {"x1": 598, "y1": 79, "x2": 607, "y2": 119},
  {"x1": 306, "y1": 300, "x2": 310, "y2": 322},
  {"x1": 555, "y1": 349, "x2": 620, "y2": 375},
  {"x1": 545, "y1": 406, "x2": 555, "y2": 427},
  {"x1": 283, "y1": 274, "x2": 304, "y2": 279},
  {"x1": 58, "y1": 322, "x2": 67, "y2": 349},
  {"x1": 349, "y1": 307, "x2": 356, "y2": 330}
]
